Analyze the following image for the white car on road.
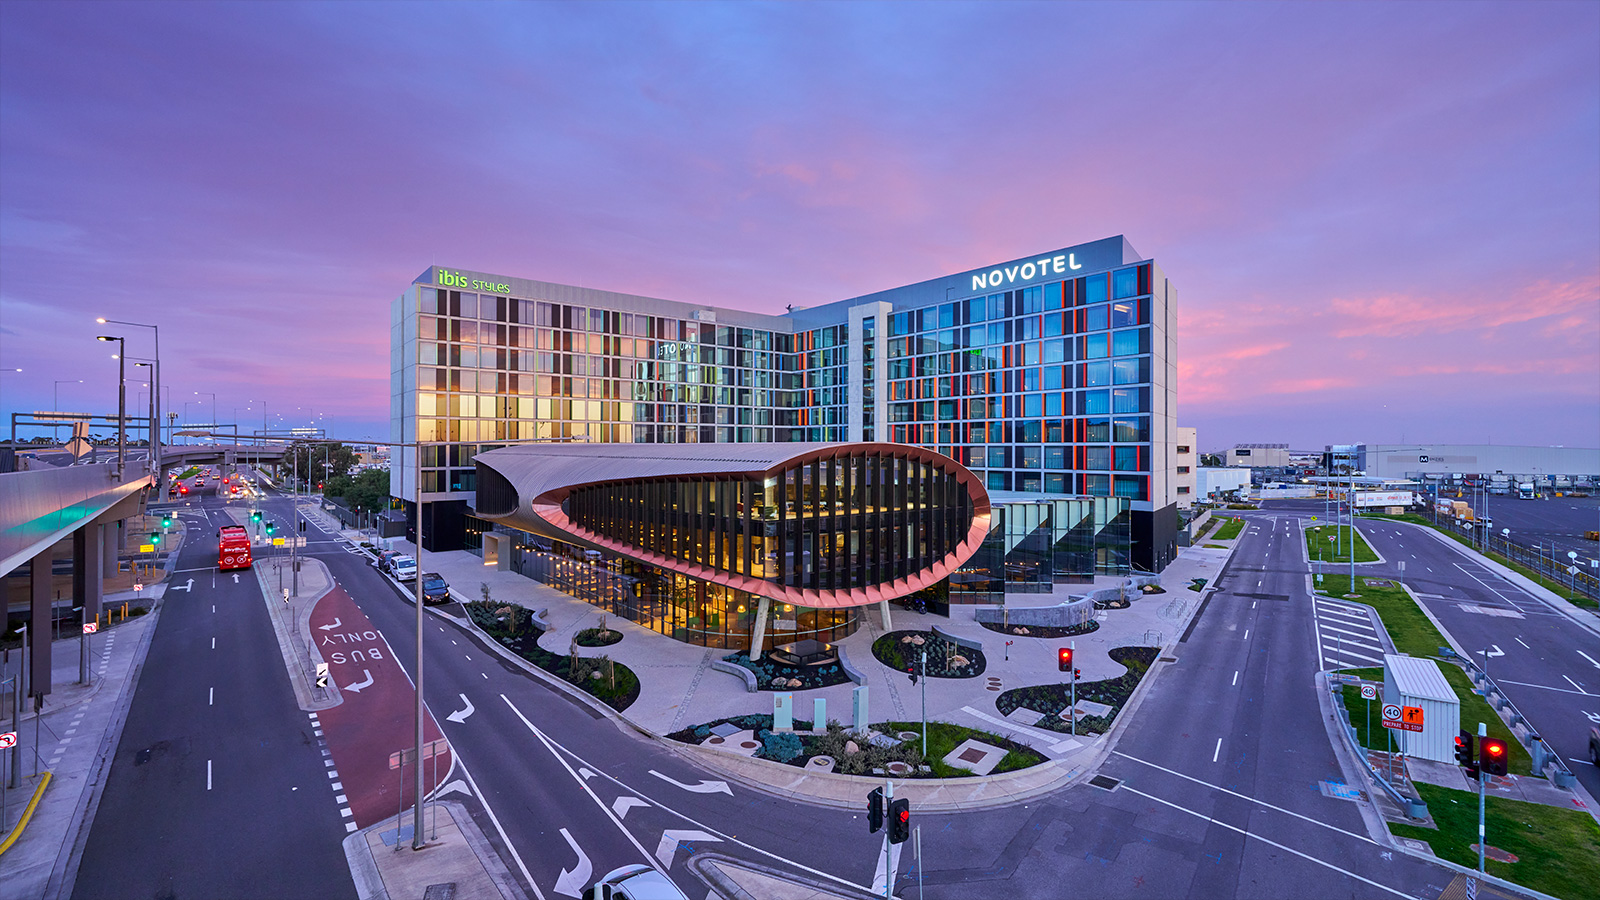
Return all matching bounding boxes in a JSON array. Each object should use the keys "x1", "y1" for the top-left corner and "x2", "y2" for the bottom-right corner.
[{"x1": 391, "y1": 555, "x2": 418, "y2": 582}]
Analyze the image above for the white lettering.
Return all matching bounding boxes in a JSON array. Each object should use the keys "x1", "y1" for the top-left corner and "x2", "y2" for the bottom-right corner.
[
  {"x1": 331, "y1": 651, "x2": 346, "y2": 664},
  {"x1": 1020, "y1": 262, "x2": 1036, "y2": 280},
  {"x1": 972, "y1": 274, "x2": 986, "y2": 292},
  {"x1": 369, "y1": 645, "x2": 383, "y2": 660},
  {"x1": 1069, "y1": 253, "x2": 1082, "y2": 270},
  {"x1": 1004, "y1": 265, "x2": 1020, "y2": 283},
  {"x1": 320, "y1": 635, "x2": 335, "y2": 646},
  {"x1": 364, "y1": 630, "x2": 378, "y2": 641},
  {"x1": 987, "y1": 269, "x2": 1002, "y2": 287},
  {"x1": 351, "y1": 649, "x2": 366, "y2": 663},
  {"x1": 1037, "y1": 256, "x2": 1053, "y2": 273},
  {"x1": 344, "y1": 632, "x2": 361, "y2": 643},
  {"x1": 1053, "y1": 255, "x2": 1066, "y2": 274}
]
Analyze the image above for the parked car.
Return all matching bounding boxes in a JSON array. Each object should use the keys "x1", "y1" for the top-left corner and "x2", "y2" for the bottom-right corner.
[
  {"x1": 391, "y1": 556, "x2": 418, "y2": 582},
  {"x1": 420, "y1": 573, "x2": 450, "y2": 605},
  {"x1": 583, "y1": 865, "x2": 690, "y2": 900},
  {"x1": 374, "y1": 549, "x2": 402, "y2": 574}
]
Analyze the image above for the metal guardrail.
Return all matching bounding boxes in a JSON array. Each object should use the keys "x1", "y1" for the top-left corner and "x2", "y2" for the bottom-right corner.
[
  {"x1": 1445, "y1": 650, "x2": 1578, "y2": 789},
  {"x1": 1331, "y1": 681, "x2": 1427, "y2": 817},
  {"x1": 1433, "y1": 523, "x2": 1600, "y2": 603}
]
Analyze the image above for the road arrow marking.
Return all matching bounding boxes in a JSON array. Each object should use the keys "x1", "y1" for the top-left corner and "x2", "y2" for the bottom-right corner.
[
  {"x1": 171, "y1": 578, "x2": 194, "y2": 593},
  {"x1": 612, "y1": 797, "x2": 648, "y2": 820},
  {"x1": 445, "y1": 694, "x2": 475, "y2": 723},
  {"x1": 434, "y1": 779, "x2": 471, "y2": 798},
  {"x1": 342, "y1": 669, "x2": 374, "y2": 693},
  {"x1": 318, "y1": 617, "x2": 342, "y2": 631},
  {"x1": 1484, "y1": 645, "x2": 1505, "y2": 658},
  {"x1": 1578, "y1": 650, "x2": 1600, "y2": 670},
  {"x1": 231, "y1": 573, "x2": 240, "y2": 584},
  {"x1": 578, "y1": 767, "x2": 597, "y2": 780},
  {"x1": 553, "y1": 828, "x2": 591, "y2": 898},
  {"x1": 654, "y1": 829, "x2": 720, "y2": 868},
  {"x1": 648, "y1": 770, "x2": 732, "y2": 796}
]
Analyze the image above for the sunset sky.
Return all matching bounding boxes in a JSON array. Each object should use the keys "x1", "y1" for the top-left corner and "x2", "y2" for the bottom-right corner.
[{"x1": 2, "y1": 1, "x2": 1596, "y2": 452}]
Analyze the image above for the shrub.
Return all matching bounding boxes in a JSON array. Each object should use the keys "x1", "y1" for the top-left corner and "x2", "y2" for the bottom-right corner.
[{"x1": 761, "y1": 732, "x2": 803, "y2": 763}]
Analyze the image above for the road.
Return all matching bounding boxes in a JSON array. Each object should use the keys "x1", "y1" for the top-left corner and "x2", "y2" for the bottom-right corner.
[{"x1": 71, "y1": 478, "x2": 358, "y2": 900}]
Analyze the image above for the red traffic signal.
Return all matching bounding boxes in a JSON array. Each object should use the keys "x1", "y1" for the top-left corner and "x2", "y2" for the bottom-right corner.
[
  {"x1": 1058, "y1": 647, "x2": 1074, "y2": 672},
  {"x1": 1480, "y1": 738, "x2": 1508, "y2": 777},
  {"x1": 888, "y1": 797, "x2": 910, "y2": 844}
]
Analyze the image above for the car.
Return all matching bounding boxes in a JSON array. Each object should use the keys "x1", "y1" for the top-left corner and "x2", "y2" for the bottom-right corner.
[
  {"x1": 391, "y1": 556, "x2": 418, "y2": 582},
  {"x1": 374, "y1": 549, "x2": 402, "y2": 573},
  {"x1": 179, "y1": 484, "x2": 190, "y2": 495},
  {"x1": 582, "y1": 865, "x2": 690, "y2": 900},
  {"x1": 420, "y1": 573, "x2": 451, "y2": 605}
]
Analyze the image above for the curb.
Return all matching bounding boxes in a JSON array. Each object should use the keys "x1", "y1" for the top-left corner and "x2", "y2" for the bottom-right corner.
[
  {"x1": 1406, "y1": 522, "x2": 1600, "y2": 638},
  {"x1": 0, "y1": 771, "x2": 52, "y2": 856}
]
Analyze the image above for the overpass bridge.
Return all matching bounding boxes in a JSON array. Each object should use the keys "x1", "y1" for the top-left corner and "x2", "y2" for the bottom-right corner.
[{"x1": 2, "y1": 461, "x2": 152, "y2": 711}]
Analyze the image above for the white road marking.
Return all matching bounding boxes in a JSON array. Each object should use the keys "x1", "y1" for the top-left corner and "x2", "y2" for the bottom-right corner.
[
  {"x1": 1562, "y1": 675, "x2": 1588, "y2": 693},
  {"x1": 1213, "y1": 738, "x2": 1222, "y2": 762},
  {"x1": 1243, "y1": 629, "x2": 1249, "y2": 641},
  {"x1": 1514, "y1": 637, "x2": 1530, "y2": 649},
  {"x1": 1323, "y1": 644, "x2": 1385, "y2": 664},
  {"x1": 207, "y1": 759, "x2": 213, "y2": 790},
  {"x1": 1578, "y1": 650, "x2": 1600, "y2": 669},
  {"x1": 1116, "y1": 786, "x2": 1418, "y2": 899},
  {"x1": 209, "y1": 687, "x2": 213, "y2": 706},
  {"x1": 1232, "y1": 671, "x2": 1239, "y2": 686},
  {"x1": 211, "y1": 637, "x2": 215, "y2": 649}
]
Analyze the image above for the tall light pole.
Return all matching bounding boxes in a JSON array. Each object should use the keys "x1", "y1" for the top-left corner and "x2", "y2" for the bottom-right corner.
[
  {"x1": 135, "y1": 363, "x2": 156, "y2": 459},
  {"x1": 98, "y1": 318, "x2": 161, "y2": 490},
  {"x1": 95, "y1": 336, "x2": 126, "y2": 477}
]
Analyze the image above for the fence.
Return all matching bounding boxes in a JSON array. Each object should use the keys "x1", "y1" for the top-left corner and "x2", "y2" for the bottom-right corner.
[
  {"x1": 1439, "y1": 648, "x2": 1577, "y2": 788},
  {"x1": 1439, "y1": 521, "x2": 1600, "y2": 603}
]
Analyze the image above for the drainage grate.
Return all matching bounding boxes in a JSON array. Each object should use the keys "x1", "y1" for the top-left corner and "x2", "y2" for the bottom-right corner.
[
  {"x1": 1159, "y1": 656, "x2": 1178, "y2": 663},
  {"x1": 1088, "y1": 775, "x2": 1121, "y2": 791}
]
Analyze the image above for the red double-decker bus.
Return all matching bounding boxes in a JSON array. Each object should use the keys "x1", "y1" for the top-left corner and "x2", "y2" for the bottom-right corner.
[{"x1": 218, "y1": 525, "x2": 252, "y2": 571}]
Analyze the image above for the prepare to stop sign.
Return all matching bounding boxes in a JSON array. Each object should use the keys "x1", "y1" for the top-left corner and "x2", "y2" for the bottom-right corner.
[{"x1": 1382, "y1": 703, "x2": 1425, "y2": 732}]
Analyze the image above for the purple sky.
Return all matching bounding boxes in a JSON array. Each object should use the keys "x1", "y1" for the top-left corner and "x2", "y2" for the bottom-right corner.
[{"x1": 2, "y1": 1, "x2": 1596, "y2": 452}]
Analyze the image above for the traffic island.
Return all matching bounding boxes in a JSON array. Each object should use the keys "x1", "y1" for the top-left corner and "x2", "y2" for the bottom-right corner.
[
  {"x1": 871, "y1": 630, "x2": 986, "y2": 678},
  {"x1": 995, "y1": 646, "x2": 1158, "y2": 736}
]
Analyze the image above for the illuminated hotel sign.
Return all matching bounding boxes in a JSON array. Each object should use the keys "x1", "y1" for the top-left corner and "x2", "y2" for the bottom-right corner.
[
  {"x1": 970, "y1": 253, "x2": 1083, "y2": 292},
  {"x1": 437, "y1": 268, "x2": 511, "y2": 294}
]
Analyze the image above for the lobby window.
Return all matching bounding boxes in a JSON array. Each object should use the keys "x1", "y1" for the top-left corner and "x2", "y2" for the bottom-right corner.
[{"x1": 1112, "y1": 267, "x2": 1138, "y2": 299}]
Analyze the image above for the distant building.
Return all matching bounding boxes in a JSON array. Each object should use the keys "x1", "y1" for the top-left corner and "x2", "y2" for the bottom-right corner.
[
  {"x1": 1349, "y1": 443, "x2": 1599, "y2": 481},
  {"x1": 1226, "y1": 443, "x2": 1290, "y2": 468},
  {"x1": 1199, "y1": 467, "x2": 1252, "y2": 501},
  {"x1": 1174, "y1": 426, "x2": 1197, "y2": 508}
]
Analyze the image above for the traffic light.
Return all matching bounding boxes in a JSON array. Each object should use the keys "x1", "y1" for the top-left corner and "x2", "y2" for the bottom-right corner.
[
  {"x1": 1480, "y1": 737, "x2": 1508, "y2": 777},
  {"x1": 250, "y1": 510, "x2": 262, "y2": 523},
  {"x1": 1058, "y1": 647, "x2": 1073, "y2": 672},
  {"x1": 265, "y1": 521, "x2": 276, "y2": 535},
  {"x1": 1074, "y1": 668, "x2": 1082, "y2": 680},
  {"x1": 1455, "y1": 730, "x2": 1478, "y2": 778},
  {"x1": 888, "y1": 798, "x2": 910, "y2": 844},
  {"x1": 907, "y1": 664, "x2": 918, "y2": 685},
  {"x1": 161, "y1": 514, "x2": 173, "y2": 528},
  {"x1": 867, "y1": 787, "x2": 884, "y2": 833},
  {"x1": 149, "y1": 532, "x2": 161, "y2": 545}
]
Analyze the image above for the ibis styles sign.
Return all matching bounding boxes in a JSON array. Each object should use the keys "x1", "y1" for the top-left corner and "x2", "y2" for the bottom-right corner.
[{"x1": 436, "y1": 268, "x2": 511, "y2": 294}]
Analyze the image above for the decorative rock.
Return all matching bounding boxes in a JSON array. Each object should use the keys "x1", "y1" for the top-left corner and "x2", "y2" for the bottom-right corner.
[
  {"x1": 844, "y1": 740, "x2": 860, "y2": 755},
  {"x1": 910, "y1": 635, "x2": 925, "y2": 645},
  {"x1": 951, "y1": 655, "x2": 969, "y2": 668}
]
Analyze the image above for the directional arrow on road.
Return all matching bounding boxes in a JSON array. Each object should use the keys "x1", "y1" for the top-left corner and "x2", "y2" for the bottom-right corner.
[
  {"x1": 648, "y1": 770, "x2": 732, "y2": 796},
  {"x1": 342, "y1": 669, "x2": 374, "y2": 693},
  {"x1": 553, "y1": 828, "x2": 591, "y2": 898},
  {"x1": 231, "y1": 573, "x2": 240, "y2": 584},
  {"x1": 434, "y1": 779, "x2": 471, "y2": 799},
  {"x1": 612, "y1": 797, "x2": 648, "y2": 820},
  {"x1": 170, "y1": 578, "x2": 194, "y2": 593},
  {"x1": 1484, "y1": 645, "x2": 1505, "y2": 658},
  {"x1": 318, "y1": 617, "x2": 342, "y2": 631},
  {"x1": 445, "y1": 693, "x2": 475, "y2": 723},
  {"x1": 655, "y1": 829, "x2": 721, "y2": 867}
]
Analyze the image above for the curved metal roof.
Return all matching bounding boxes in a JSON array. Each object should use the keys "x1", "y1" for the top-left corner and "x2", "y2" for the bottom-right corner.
[{"x1": 474, "y1": 441, "x2": 991, "y2": 609}]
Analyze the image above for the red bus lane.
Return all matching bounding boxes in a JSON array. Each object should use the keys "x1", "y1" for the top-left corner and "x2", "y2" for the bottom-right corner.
[{"x1": 309, "y1": 586, "x2": 451, "y2": 828}]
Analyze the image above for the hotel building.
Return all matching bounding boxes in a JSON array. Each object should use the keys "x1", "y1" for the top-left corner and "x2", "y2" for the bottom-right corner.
[{"x1": 391, "y1": 235, "x2": 1179, "y2": 647}]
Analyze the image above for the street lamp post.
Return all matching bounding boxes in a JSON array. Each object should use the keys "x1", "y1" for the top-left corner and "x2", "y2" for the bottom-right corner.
[
  {"x1": 98, "y1": 318, "x2": 161, "y2": 490},
  {"x1": 95, "y1": 336, "x2": 126, "y2": 477},
  {"x1": 135, "y1": 363, "x2": 156, "y2": 462}
]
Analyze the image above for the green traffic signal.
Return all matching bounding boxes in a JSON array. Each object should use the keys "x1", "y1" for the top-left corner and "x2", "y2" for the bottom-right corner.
[
  {"x1": 161, "y1": 515, "x2": 173, "y2": 528},
  {"x1": 265, "y1": 521, "x2": 276, "y2": 534},
  {"x1": 250, "y1": 510, "x2": 262, "y2": 523},
  {"x1": 150, "y1": 532, "x2": 162, "y2": 545}
]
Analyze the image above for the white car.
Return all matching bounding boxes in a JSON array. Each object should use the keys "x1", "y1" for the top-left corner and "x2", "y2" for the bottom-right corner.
[
  {"x1": 391, "y1": 556, "x2": 418, "y2": 582},
  {"x1": 583, "y1": 865, "x2": 689, "y2": 900}
]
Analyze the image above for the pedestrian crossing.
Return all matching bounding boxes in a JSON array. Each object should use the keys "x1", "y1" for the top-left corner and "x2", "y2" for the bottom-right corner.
[{"x1": 1313, "y1": 598, "x2": 1388, "y2": 670}]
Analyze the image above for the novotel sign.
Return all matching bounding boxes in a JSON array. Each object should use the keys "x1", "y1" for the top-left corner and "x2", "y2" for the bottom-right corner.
[
  {"x1": 970, "y1": 253, "x2": 1083, "y2": 292},
  {"x1": 436, "y1": 268, "x2": 511, "y2": 294}
]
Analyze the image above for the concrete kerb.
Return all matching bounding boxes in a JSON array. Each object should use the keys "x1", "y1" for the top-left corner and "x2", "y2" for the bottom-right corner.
[{"x1": 342, "y1": 798, "x2": 526, "y2": 900}]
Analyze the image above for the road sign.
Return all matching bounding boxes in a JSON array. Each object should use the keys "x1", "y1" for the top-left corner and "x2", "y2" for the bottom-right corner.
[
  {"x1": 133, "y1": 583, "x2": 144, "y2": 592},
  {"x1": 272, "y1": 537, "x2": 285, "y2": 546},
  {"x1": 139, "y1": 543, "x2": 155, "y2": 553},
  {"x1": 1381, "y1": 704, "x2": 1402, "y2": 729},
  {"x1": 83, "y1": 622, "x2": 99, "y2": 634},
  {"x1": 0, "y1": 732, "x2": 16, "y2": 749},
  {"x1": 1360, "y1": 684, "x2": 1377, "y2": 700},
  {"x1": 1400, "y1": 705, "x2": 1425, "y2": 732},
  {"x1": 315, "y1": 662, "x2": 329, "y2": 689}
]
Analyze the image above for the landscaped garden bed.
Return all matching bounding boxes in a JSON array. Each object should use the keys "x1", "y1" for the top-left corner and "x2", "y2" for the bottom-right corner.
[
  {"x1": 464, "y1": 601, "x2": 639, "y2": 711},
  {"x1": 664, "y1": 714, "x2": 1044, "y2": 777},
  {"x1": 978, "y1": 619, "x2": 1099, "y2": 639},
  {"x1": 872, "y1": 630, "x2": 986, "y2": 677},
  {"x1": 721, "y1": 652, "x2": 853, "y2": 691},
  {"x1": 995, "y1": 646, "x2": 1158, "y2": 735}
]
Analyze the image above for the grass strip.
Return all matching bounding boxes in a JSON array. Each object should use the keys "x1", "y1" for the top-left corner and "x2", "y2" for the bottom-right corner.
[
  {"x1": 1389, "y1": 781, "x2": 1600, "y2": 899},
  {"x1": 1212, "y1": 517, "x2": 1246, "y2": 540},
  {"x1": 1319, "y1": 574, "x2": 1530, "y2": 775},
  {"x1": 1305, "y1": 523, "x2": 1380, "y2": 563}
]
